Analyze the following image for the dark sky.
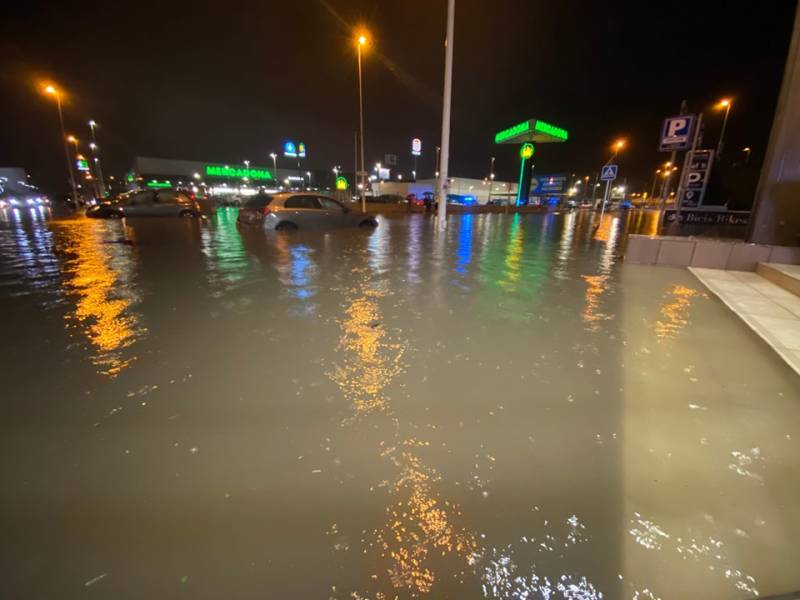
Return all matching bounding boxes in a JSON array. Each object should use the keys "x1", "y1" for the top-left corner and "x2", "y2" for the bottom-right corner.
[{"x1": 0, "y1": 0, "x2": 796, "y2": 192}]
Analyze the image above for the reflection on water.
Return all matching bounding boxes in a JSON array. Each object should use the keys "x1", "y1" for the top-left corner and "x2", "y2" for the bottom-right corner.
[
  {"x1": 329, "y1": 273, "x2": 405, "y2": 421},
  {"x1": 273, "y1": 234, "x2": 318, "y2": 314},
  {"x1": 581, "y1": 274, "x2": 612, "y2": 331},
  {"x1": 201, "y1": 208, "x2": 251, "y2": 292},
  {"x1": 372, "y1": 441, "x2": 478, "y2": 596},
  {"x1": 53, "y1": 219, "x2": 144, "y2": 376},
  {"x1": 1, "y1": 208, "x2": 799, "y2": 599},
  {"x1": 655, "y1": 285, "x2": 707, "y2": 340},
  {"x1": 500, "y1": 214, "x2": 525, "y2": 293},
  {"x1": 456, "y1": 214, "x2": 474, "y2": 276}
]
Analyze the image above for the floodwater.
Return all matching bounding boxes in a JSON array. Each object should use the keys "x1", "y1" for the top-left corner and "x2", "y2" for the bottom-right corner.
[{"x1": 1, "y1": 207, "x2": 799, "y2": 600}]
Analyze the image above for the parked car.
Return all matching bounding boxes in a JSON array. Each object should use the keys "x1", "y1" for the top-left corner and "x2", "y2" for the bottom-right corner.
[
  {"x1": 406, "y1": 193, "x2": 424, "y2": 206},
  {"x1": 86, "y1": 189, "x2": 200, "y2": 218},
  {"x1": 372, "y1": 193, "x2": 405, "y2": 204},
  {"x1": 237, "y1": 192, "x2": 377, "y2": 230},
  {"x1": 487, "y1": 198, "x2": 508, "y2": 206},
  {"x1": 446, "y1": 194, "x2": 477, "y2": 205}
]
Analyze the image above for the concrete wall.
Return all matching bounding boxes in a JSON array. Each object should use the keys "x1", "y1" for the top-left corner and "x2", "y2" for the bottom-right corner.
[
  {"x1": 748, "y1": 3, "x2": 800, "y2": 245},
  {"x1": 625, "y1": 234, "x2": 800, "y2": 270}
]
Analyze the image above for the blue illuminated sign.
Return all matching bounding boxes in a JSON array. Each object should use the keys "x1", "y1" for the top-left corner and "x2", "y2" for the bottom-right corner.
[
  {"x1": 283, "y1": 141, "x2": 307, "y2": 158},
  {"x1": 530, "y1": 174, "x2": 568, "y2": 195}
]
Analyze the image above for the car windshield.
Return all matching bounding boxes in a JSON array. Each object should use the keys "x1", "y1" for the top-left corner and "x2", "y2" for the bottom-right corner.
[{"x1": 242, "y1": 194, "x2": 273, "y2": 209}]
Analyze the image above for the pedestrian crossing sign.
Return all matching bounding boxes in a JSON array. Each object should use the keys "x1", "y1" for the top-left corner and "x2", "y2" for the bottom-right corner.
[{"x1": 600, "y1": 165, "x2": 618, "y2": 181}]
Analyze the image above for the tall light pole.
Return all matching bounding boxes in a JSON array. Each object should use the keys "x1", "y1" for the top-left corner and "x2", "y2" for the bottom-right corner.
[
  {"x1": 742, "y1": 146, "x2": 752, "y2": 165},
  {"x1": 487, "y1": 156, "x2": 495, "y2": 202},
  {"x1": 435, "y1": 146, "x2": 441, "y2": 176},
  {"x1": 269, "y1": 152, "x2": 278, "y2": 186},
  {"x1": 356, "y1": 31, "x2": 369, "y2": 213},
  {"x1": 436, "y1": 0, "x2": 455, "y2": 230},
  {"x1": 650, "y1": 169, "x2": 661, "y2": 203},
  {"x1": 88, "y1": 120, "x2": 106, "y2": 197},
  {"x1": 715, "y1": 98, "x2": 732, "y2": 160},
  {"x1": 43, "y1": 84, "x2": 78, "y2": 203}
]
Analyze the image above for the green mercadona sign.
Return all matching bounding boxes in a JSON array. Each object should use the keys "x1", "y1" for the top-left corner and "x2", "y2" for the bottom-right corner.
[{"x1": 204, "y1": 164, "x2": 274, "y2": 181}]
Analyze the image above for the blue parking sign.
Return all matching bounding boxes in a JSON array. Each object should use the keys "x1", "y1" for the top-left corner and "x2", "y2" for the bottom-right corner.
[{"x1": 660, "y1": 115, "x2": 695, "y2": 151}]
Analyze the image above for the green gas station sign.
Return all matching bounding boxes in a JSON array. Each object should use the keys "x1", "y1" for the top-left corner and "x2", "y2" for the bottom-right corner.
[
  {"x1": 204, "y1": 164, "x2": 274, "y2": 181},
  {"x1": 495, "y1": 120, "x2": 531, "y2": 143},
  {"x1": 494, "y1": 119, "x2": 569, "y2": 144},
  {"x1": 533, "y1": 120, "x2": 568, "y2": 141}
]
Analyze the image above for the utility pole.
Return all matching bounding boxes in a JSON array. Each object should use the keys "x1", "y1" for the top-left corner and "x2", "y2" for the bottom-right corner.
[{"x1": 436, "y1": 0, "x2": 455, "y2": 230}]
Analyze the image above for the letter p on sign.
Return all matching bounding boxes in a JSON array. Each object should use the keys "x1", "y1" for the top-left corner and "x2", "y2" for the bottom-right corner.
[{"x1": 667, "y1": 118, "x2": 687, "y2": 137}]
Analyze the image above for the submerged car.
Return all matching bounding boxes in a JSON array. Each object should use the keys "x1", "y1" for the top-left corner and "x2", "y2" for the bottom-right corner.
[
  {"x1": 86, "y1": 189, "x2": 200, "y2": 218},
  {"x1": 237, "y1": 192, "x2": 377, "y2": 230}
]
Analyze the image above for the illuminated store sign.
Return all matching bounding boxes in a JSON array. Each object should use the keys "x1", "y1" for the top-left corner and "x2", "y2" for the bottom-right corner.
[
  {"x1": 283, "y1": 141, "x2": 307, "y2": 158},
  {"x1": 204, "y1": 164, "x2": 273, "y2": 180}
]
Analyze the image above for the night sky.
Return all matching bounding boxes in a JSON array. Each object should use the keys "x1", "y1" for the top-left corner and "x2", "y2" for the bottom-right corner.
[{"x1": 0, "y1": 0, "x2": 796, "y2": 193}]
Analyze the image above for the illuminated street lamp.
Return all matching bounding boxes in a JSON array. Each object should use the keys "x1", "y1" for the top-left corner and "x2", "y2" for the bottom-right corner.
[
  {"x1": 487, "y1": 156, "x2": 495, "y2": 202},
  {"x1": 715, "y1": 98, "x2": 732, "y2": 159},
  {"x1": 42, "y1": 83, "x2": 79, "y2": 202},
  {"x1": 650, "y1": 169, "x2": 661, "y2": 201},
  {"x1": 355, "y1": 30, "x2": 369, "y2": 212},
  {"x1": 269, "y1": 152, "x2": 278, "y2": 177},
  {"x1": 742, "y1": 146, "x2": 752, "y2": 165},
  {"x1": 88, "y1": 119, "x2": 106, "y2": 196}
]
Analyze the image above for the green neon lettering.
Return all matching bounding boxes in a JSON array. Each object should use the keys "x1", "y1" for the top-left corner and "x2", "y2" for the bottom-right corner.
[
  {"x1": 203, "y1": 164, "x2": 273, "y2": 180},
  {"x1": 534, "y1": 120, "x2": 569, "y2": 140},
  {"x1": 494, "y1": 120, "x2": 531, "y2": 143}
]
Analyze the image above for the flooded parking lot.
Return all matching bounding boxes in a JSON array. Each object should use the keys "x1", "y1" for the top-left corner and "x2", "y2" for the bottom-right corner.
[{"x1": 1, "y1": 208, "x2": 799, "y2": 599}]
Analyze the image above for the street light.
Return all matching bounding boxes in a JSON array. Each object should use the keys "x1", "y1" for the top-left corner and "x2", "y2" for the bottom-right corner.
[
  {"x1": 715, "y1": 98, "x2": 732, "y2": 159},
  {"x1": 269, "y1": 152, "x2": 278, "y2": 180},
  {"x1": 355, "y1": 30, "x2": 369, "y2": 213},
  {"x1": 742, "y1": 146, "x2": 752, "y2": 165},
  {"x1": 487, "y1": 156, "x2": 495, "y2": 202},
  {"x1": 87, "y1": 119, "x2": 106, "y2": 196},
  {"x1": 650, "y1": 169, "x2": 661, "y2": 201}
]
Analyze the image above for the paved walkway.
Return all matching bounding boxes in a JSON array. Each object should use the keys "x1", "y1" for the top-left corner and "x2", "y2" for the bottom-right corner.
[{"x1": 689, "y1": 267, "x2": 800, "y2": 375}]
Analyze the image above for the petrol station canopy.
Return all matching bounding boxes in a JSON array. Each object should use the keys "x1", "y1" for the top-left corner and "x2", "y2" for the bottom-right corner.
[{"x1": 494, "y1": 119, "x2": 569, "y2": 144}]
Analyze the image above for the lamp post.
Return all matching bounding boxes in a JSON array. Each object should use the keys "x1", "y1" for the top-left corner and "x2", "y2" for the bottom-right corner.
[
  {"x1": 487, "y1": 156, "x2": 495, "y2": 202},
  {"x1": 650, "y1": 169, "x2": 661, "y2": 203},
  {"x1": 436, "y1": 0, "x2": 455, "y2": 230},
  {"x1": 356, "y1": 31, "x2": 369, "y2": 213},
  {"x1": 742, "y1": 146, "x2": 751, "y2": 165},
  {"x1": 43, "y1": 84, "x2": 79, "y2": 203},
  {"x1": 269, "y1": 152, "x2": 278, "y2": 186},
  {"x1": 88, "y1": 120, "x2": 106, "y2": 197},
  {"x1": 716, "y1": 98, "x2": 732, "y2": 160}
]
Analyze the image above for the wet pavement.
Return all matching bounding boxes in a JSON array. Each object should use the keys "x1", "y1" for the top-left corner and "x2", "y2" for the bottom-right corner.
[{"x1": 1, "y1": 207, "x2": 799, "y2": 599}]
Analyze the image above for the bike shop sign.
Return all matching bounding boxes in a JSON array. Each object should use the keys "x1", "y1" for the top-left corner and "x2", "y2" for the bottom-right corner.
[{"x1": 664, "y1": 209, "x2": 750, "y2": 227}]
